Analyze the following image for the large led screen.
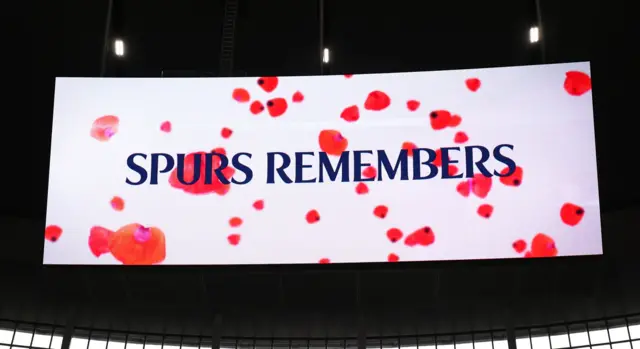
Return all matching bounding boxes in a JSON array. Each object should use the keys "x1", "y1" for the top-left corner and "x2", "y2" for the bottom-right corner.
[{"x1": 44, "y1": 62, "x2": 601, "y2": 265}]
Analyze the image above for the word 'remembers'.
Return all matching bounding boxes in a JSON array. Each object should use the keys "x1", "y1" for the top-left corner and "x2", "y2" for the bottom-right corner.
[
  {"x1": 125, "y1": 145, "x2": 517, "y2": 186},
  {"x1": 264, "y1": 145, "x2": 515, "y2": 183}
]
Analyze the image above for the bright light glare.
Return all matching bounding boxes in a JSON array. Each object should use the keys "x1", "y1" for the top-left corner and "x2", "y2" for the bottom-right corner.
[
  {"x1": 322, "y1": 48, "x2": 329, "y2": 64},
  {"x1": 114, "y1": 39, "x2": 125, "y2": 57},
  {"x1": 529, "y1": 26, "x2": 539, "y2": 43}
]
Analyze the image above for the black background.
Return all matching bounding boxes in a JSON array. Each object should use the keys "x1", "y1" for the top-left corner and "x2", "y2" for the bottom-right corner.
[{"x1": 7, "y1": 0, "x2": 636, "y2": 337}]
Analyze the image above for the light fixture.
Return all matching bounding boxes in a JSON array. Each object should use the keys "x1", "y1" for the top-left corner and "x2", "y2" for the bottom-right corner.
[
  {"x1": 114, "y1": 39, "x2": 125, "y2": 57},
  {"x1": 322, "y1": 48, "x2": 329, "y2": 64},
  {"x1": 529, "y1": 26, "x2": 539, "y2": 43}
]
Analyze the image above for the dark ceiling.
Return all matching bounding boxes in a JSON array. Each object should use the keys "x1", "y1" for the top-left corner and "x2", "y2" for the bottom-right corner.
[{"x1": 10, "y1": 0, "x2": 636, "y2": 337}]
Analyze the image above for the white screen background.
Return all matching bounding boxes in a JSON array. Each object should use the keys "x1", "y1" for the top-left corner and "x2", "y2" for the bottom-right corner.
[{"x1": 44, "y1": 62, "x2": 601, "y2": 265}]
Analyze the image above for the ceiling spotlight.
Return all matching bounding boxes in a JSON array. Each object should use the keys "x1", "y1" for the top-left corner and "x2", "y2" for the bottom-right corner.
[
  {"x1": 322, "y1": 48, "x2": 330, "y2": 64},
  {"x1": 114, "y1": 39, "x2": 125, "y2": 57},
  {"x1": 529, "y1": 26, "x2": 539, "y2": 43}
]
